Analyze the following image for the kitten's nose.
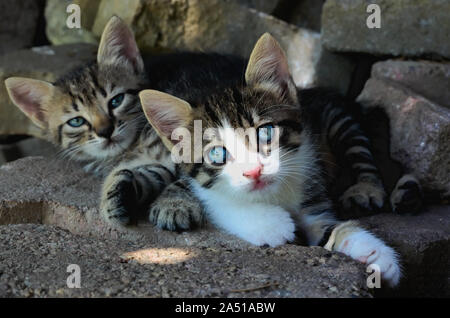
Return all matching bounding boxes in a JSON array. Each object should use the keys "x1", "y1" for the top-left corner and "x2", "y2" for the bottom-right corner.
[
  {"x1": 243, "y1": 165, "x2": 262, "y2": 180},
  {"x1": 97, "y1": 125, "x2": 114, "y2": 139}
]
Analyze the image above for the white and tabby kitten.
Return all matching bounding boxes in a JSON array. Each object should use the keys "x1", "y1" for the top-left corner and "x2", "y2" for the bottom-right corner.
[{"x1": 139, "y1": 34, "x2": 402, "y2": 287}]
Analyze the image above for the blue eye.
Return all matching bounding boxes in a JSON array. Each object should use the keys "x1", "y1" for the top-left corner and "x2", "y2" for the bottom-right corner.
[
  {"x1": 109, "y1": 93, "x2": 125, "y2": 109},
  {"x1": 68, "y1": 117, "x2": 86, "y2": 128},
  {"x1": 208, "y1": 147, "x2": 228, "y2": 165},
  {"x1": 258, "y1": 124, "x2": 275, "y2": 143}
]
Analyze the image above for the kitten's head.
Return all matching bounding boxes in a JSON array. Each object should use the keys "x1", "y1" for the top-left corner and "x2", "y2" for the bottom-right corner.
[
  {"x1": 5, "y1": 16, "x2": 147, "y2": 162},
  {"x1": 140, "y1": 34, "x2": 313, "y2": 200}
]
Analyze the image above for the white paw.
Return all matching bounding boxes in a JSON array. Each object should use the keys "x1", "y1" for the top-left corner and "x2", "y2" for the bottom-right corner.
[
  {"x1": 335, "y1": 230, "x2": 401, "y2": 287},
  {"x1": 242, "y1": 209, "x2": 296, "y2": 247},
  {"x1": 198, "y1": 187, "x2": 296, "y2": 248}
]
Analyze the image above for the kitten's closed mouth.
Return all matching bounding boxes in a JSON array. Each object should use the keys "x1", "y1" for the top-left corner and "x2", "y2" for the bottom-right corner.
[
  {"x1": 250, "y1": 178, "x2": 274, "y2": 191},
  {"x1": 102, "y1": 138, "x2": 122, "y2": 149}
]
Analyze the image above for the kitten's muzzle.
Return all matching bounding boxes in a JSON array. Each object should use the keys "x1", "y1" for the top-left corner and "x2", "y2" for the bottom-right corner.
[{"x1": 96, "y1": 124, "x2": 115, "y2": 139}]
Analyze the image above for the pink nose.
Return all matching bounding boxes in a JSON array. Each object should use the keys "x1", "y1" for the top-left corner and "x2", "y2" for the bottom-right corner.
[{"x1": 243, "y1": 165, "x2": 262, "y2": 180}]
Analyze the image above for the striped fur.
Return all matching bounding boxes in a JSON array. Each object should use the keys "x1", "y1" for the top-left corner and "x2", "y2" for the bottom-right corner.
[{"x1": 298, "y1": 88, "x2": 388, "y2": 218}]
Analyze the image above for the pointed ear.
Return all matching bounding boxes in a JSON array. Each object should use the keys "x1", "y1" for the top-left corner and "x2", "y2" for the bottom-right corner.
[
  {"x1": 245, "y1": 33, "x2": 297, "y2": 100},
  {"x1": 139, "y1": 90, "x2": 193, "y2": 150},
  {"x1": 5, "y1": 77, "x2": 54, "y2": 129},
  {"x1": 97, "y1": 15, "x2": 144, "y2": 74}
]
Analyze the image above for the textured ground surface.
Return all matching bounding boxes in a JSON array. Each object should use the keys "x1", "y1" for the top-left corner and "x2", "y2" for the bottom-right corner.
[
  {"x1": 0, "y1": 157, "x2": 369, "y2": 298},
  {"x1": 0, "y1": 224, "x2": 368, "y2": 298},
  {"x1": 0, "y1": 157, "x2": 448, "y2": 297},
  {"x1": 361, "y1": 206, "x2": 450, "y2": 297}
]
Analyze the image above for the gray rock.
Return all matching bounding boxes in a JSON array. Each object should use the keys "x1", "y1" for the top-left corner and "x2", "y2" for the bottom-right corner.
[
  {"x1": 360, "y1": 206, "x2": 450, "y2": 297},
  {"x1": 0, "y1": 157, "x2": 370, "y2": 297},
  {"x1": 0, "y1": 223, "x2": 369, "y2": 297},
  {"x1": 45, "y1": 0, "x2": 99, "y2": 46},
  {"x1": 278, "y1": 0, "x2": 325, "y2": 32},
  {"x1": 0, "y1": 138, "x2": 58, "y2": 166},
  {"x1": 1, "y1": 156, "x2": 449, "y2": 297},
  {"x1": 0, "y1": 0, "x2": 44, "y2": 55},
  {"x1": 233, "y1": 0, "x2": 282, "y2": 14},
  {"x1": 0, "y1": 149, "x2": 5, "y2": 165},
  {"x1": 357, "y1": 60, "x2": 450, "y2": 196},
  {"x1": 0, "y1": 44, "x2": 97, "y2": 137},
  {"x1": 370, "y1": 60, "x2": 450, "y2": 109},
  {"x1": 322, "y1": 0, "x2": 450, "y2": 58}
]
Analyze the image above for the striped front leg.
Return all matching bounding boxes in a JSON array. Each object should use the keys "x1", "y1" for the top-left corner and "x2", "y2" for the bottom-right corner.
[
  {"x1": 100, "y1": 163, "x2": 176, "y2": 226},
  {"x1": 324, "y1": 103, "x2": 387, "y2": 215}
]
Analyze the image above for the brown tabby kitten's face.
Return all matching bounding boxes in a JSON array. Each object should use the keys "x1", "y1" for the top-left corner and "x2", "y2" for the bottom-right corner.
[
  {"x1": 5, "y1": 17, "x2": 147, "y2": 163},
  {"x1": 141, "y1": 33, "x2": 313, "y2": 201},
  {"x1": 48, "y1": 62, "x2": 146, "y2": 161}
]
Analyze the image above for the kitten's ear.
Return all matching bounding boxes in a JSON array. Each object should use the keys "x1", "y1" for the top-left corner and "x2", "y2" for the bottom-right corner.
[
  {"x1": 139, "y1": 90, "x2": 192, "y2": 150},
  {"x1": 245, "y1": 33, "x2": 297, "y2": 100},
  {"x1": 97, "y1": 16, "x2": 144, "y2": 74},
  {"x1": 5, "y1": 77, "x2": 54, "y2": 129}
]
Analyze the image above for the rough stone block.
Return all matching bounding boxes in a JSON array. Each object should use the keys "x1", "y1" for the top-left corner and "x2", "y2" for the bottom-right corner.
[
  {"x1": 45, "y1": 0, "x2": 99, "y2": 45},
  {"x1": 1, "y1": 156, "x2": 449, "y2": 297},
  {"x1": 0, "y1": 138, "x2": 58, "y2": 166},
  {"x1": 361, "y1": 207, "x2": 450, "y2": 297},
  {"x1": 357, "y1": 60, "x2": 450, "y2": 196},
  {"x1": 370, "y1": 60, "x2": 450, "y2": 109},
  {"x1": 277, "y1": 0, "x2": 325, "y2": 32},
  {"x1": 0, "y1": 223, "x2": 370, "y2": 297},
  {"x1": 0, "y1": 157, "x2": 371, "y2": 297},
  {"x1": 0, "y1": 0, "x2": 44, "y2": 55},
  {"x1": 322, "y1": 0, "x2": 450, "y2": 58},
  {"x1": 234, "y1": 0, "x2": 282, "y2": 14}
]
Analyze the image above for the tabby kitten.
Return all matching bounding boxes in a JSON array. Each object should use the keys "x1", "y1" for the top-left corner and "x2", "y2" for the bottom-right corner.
[
  {"x1": 4, "y1": 16, "x2": 244, "y2": 229},
  {"x1": 139, "y1": 34, "x2": 402, "y2": 286}
]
